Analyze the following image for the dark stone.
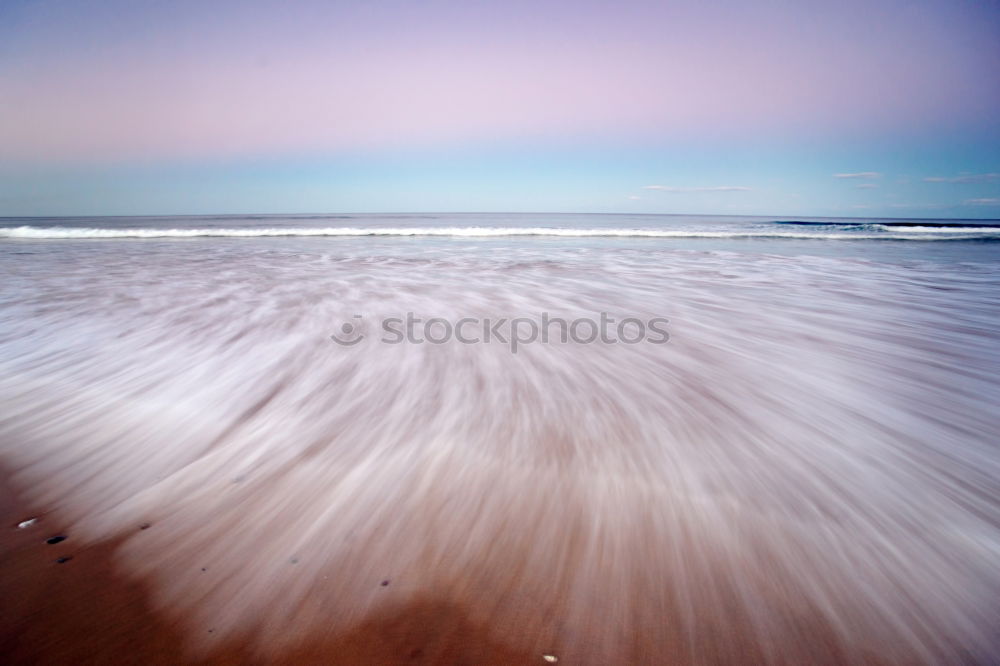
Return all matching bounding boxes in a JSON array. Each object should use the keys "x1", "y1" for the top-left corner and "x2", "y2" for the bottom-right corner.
[{"x1": 46, "y1": 535, "x2": 67, "y2": 545}]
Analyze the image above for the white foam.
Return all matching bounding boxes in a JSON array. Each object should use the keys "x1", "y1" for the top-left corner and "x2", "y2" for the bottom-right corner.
[
  {"x1": 2, "y1": 224, "x2": 999, "y2": 240},
  {"x1": 875, "y1": 225, "x2": 1000, "y2": 233}
]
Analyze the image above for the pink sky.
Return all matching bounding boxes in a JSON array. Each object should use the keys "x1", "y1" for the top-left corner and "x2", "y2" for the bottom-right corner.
[
  {"x1": 1, "y1": 0, "x2": 998, "y2": 216},
  {"x1": 2, "y1": 0, "x2": 997, "y2": 163}
]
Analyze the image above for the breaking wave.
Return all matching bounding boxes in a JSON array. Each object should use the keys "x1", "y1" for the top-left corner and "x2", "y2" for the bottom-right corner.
[{"x1": 3, "y1": 224, "x2": 1000, "y2": 240}]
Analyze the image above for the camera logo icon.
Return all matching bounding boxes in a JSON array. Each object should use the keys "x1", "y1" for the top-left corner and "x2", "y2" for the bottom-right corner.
[{"x1": 330, "y1": 315, "x2": 365, "y2": 346}]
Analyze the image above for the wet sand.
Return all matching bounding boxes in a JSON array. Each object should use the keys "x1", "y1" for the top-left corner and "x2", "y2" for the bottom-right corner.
[
  {"x1": 0, "y1": 468, "x2": 547, "y2": 665},
  {"x1": 1, "y1": 467, "x2": 199, "y2": 664},
  {"x1": 0, "y1": 465, "x2": 956, "y2": 666}
]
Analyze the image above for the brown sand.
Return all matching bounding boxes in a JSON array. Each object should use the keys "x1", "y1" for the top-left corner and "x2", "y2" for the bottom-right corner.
[
  {"x1": 1, "y1": 462, "x2": 910, "y2": 666},
  {"x1": 3, "y1": 460, "x2": 986, "y2": 665},
  {"x1": 0, "y1": 469, "x2": 542, "y2": 665}
]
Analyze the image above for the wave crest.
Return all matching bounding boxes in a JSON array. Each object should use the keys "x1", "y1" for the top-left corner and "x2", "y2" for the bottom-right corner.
[{"x1": 3, "y1": 224, "x2": 1000, "y2": 240}]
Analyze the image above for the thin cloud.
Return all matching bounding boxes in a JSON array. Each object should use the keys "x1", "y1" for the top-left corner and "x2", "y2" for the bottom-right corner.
[
  {"x1": 627, "y1": 195, "x2": 642, "y2": 200},
  {"x1": 924, "y1": 173, "x2": 1000, "y2": 183},
  {"x1": 964, "y1": 198, "x2": 1000, "y2": 205},
  {"x1": 855, "y1": 184, "x2": 878, "y2": 189},
  {"x1": 887, "y1": 203, "x2": 948, "y2": 210},
  {"x1": 833, "y1": 172, "x2": 881, "y2": 179},
  {"x1": 642, "y1": 185, "x2": 751, "y2": 192}
]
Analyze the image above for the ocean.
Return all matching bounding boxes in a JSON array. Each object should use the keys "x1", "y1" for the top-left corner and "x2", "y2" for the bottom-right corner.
[{"x1": 1, "y1": 213, "x2": 999, "y2": 663}]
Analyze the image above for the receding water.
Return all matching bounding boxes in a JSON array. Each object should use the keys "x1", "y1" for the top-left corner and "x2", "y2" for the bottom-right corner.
[{"x1": 1, "y1": 213, "x2": 999, "y2": 663}]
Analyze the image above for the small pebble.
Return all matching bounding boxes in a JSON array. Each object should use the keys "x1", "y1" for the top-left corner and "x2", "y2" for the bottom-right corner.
[
  {"x1": 46, "y1": 535, "x2": 67, "y2": 545},
  {"x1": 380, "y1": 580, "x2": 390, "y2": 586},
  {"x1": 56, "y1": 556, "x2": 73, "y2": 564},
  {"x1": 139, "y1": 523, "x2": 151, "y2": 530},
  {"x1": 542, "y1": 655, "x2": 558, "y2": 663},
  {"x1": 290, "y1": 558, "x2": 299, "y2": 564},
  {"x1": 17, "y1": 518, "x2": 37, "y2": 529}
]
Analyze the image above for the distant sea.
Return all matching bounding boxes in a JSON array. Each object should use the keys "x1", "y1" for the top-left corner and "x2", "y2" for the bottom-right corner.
[
  {"x1": 1, "y1": 212, "x2": 998, "y2": 663},
  {"x1": 3, "y1": 211, "x2": 999, "y2": 261},
  {"x1": 2, "y1": 211, "x2": 999, "y2": 240}
]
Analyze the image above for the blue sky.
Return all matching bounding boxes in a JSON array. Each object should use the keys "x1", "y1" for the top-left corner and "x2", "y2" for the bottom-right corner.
[{"x1": 1, "y1": 0, "x2": 998, "y2": 218}]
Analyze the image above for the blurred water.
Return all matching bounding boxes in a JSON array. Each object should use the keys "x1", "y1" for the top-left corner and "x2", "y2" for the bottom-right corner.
[{"x1": 1, "y1": 215, "x2": 999, "y2": 663}]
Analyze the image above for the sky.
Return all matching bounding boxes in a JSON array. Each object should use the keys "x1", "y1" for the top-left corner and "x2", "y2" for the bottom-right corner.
[{"x1": 1, "y1": 0, "x2": 999, "y2": 218}]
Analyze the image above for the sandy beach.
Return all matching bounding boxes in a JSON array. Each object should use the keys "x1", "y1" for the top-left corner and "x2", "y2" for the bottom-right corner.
[
  {"x1": 1, "y1": 220, "x2": 999, "y2": 665},
  {"x1": 0, "y1": 468, "x2": 876, "y2": 666},
  {"x1": 1, "y1": 466, "x2": 548, "y2": 665}
]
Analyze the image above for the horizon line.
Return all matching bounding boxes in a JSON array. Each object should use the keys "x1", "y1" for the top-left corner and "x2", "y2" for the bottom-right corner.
[{"x1": 1, "y1": 211, "x2": 1000, "y2": 223}]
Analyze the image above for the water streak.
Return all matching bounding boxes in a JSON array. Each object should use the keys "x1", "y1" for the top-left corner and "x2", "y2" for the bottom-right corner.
[{"x1": 1, "y1": 232, "x2": 999, "y2": 663}]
